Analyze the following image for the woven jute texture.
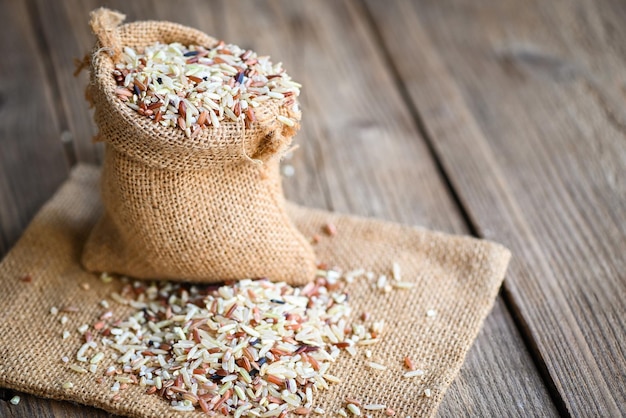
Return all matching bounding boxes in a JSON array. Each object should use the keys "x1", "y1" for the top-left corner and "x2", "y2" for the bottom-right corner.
[
  {"x1": 0, "y1": 166, "x2": 510, "y2": 417},
  {"x1": 82, "y1": 9, "x2": 316, "y2": 285}
]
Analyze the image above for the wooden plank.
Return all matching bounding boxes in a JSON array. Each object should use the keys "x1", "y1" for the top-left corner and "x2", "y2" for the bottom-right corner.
[
  {"x1": 32, "y1": 0, "x2": 102, "y2": 164},
  {"x1": 21, "y1": 1, "x2": 555, "y2": 416},
  {"x1": 363, "y1": 0, "x2": 626, "y2": 416},
  {"x1": 1, "y1": 392, "x2": 111, "y2": 418},
  {"x1": 0, "y1": 0, "x2": 68, "y2": 256}
]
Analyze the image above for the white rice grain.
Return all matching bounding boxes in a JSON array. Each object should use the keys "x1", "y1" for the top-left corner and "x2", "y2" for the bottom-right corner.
[
  {"x1": 367, "y1": 362, "x2": 387, "y2": 371},
  {"x1": 403, "y1": 369, "x2": 425, "y2": 378},
  {"x1": 364, "y1": 404, "x2": 387, "y2": 410}
]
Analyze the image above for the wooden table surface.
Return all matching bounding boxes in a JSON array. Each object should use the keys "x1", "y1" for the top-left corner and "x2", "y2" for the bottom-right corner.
[{"x1": 1, "y1": 1, "x2": 624, "y2": 417}]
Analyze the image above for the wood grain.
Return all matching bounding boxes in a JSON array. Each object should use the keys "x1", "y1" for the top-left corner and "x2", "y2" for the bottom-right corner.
[
  {"x1": 364, "y1": 0, "x2": 626, "y2": 415},
  {"x1": 0, "y1": 0, "x2": 68, "y2": 256},
  {"x1": 0, "y1": 392, "x2": 113, "y2": 418},
  {"x1": 32, "y1": 0, "x2": 103, "y2": 164},
  {"x1": 21, "y1": 0, "x2": 558, "y2": 417}
]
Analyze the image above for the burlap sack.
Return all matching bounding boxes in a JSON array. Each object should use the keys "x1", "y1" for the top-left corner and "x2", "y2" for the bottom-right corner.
[
  {"x1": 0, "y1": 166, "x2": 510, "y2": 417},
  {"x1": 81, "y1": 9, "x2": 316, "y2": 285}
]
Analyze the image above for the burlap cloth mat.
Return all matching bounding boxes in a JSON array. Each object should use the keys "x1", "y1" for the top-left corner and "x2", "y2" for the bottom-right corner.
[{"x1": 0, "y1": 165, "x2": 510, "y2": 418}]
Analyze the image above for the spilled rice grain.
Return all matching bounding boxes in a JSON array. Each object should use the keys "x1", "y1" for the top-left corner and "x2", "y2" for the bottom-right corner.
[{"x1": 63, "y1": 268, "x2": 398, "y2": 416}]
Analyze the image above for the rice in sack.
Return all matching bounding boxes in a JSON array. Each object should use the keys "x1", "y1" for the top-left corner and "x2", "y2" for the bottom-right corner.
[{"x1": 82, "y1": 9, "x2": 316, "y2": 285}]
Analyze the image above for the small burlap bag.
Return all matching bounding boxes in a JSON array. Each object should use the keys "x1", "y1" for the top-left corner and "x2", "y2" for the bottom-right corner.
[
  {"x1": 81, "y1": 9, "x2": 316, "y2": 285},
  {"x1": 0, "y1": 166, "x2": 511, "y2": 417}
]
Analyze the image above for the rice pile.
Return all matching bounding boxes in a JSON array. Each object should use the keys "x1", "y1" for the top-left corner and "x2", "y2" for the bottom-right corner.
[
  {"x1": 65, "y1": 268, "x2": 390, "y2": 417},
  {"x1": 113, "y1": 41, "x2": 301, "y2": 137}
]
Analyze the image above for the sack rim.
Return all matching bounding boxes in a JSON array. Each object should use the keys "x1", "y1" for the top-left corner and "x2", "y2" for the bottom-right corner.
[{"x1": 89, "y1": 17, "x2": 301, "y2": 167}]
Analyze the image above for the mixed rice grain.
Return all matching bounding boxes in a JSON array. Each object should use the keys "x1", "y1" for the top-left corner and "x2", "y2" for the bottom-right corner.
[
  {"x1": 114, "y1": 41, "x2": 301, "y2": 136},
  {"x1": 66, "y1": 268, "x2": 388, "y2": 416},
  {"x1": 57, "y1": 261, "x2": 431, "y2": 415}
]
